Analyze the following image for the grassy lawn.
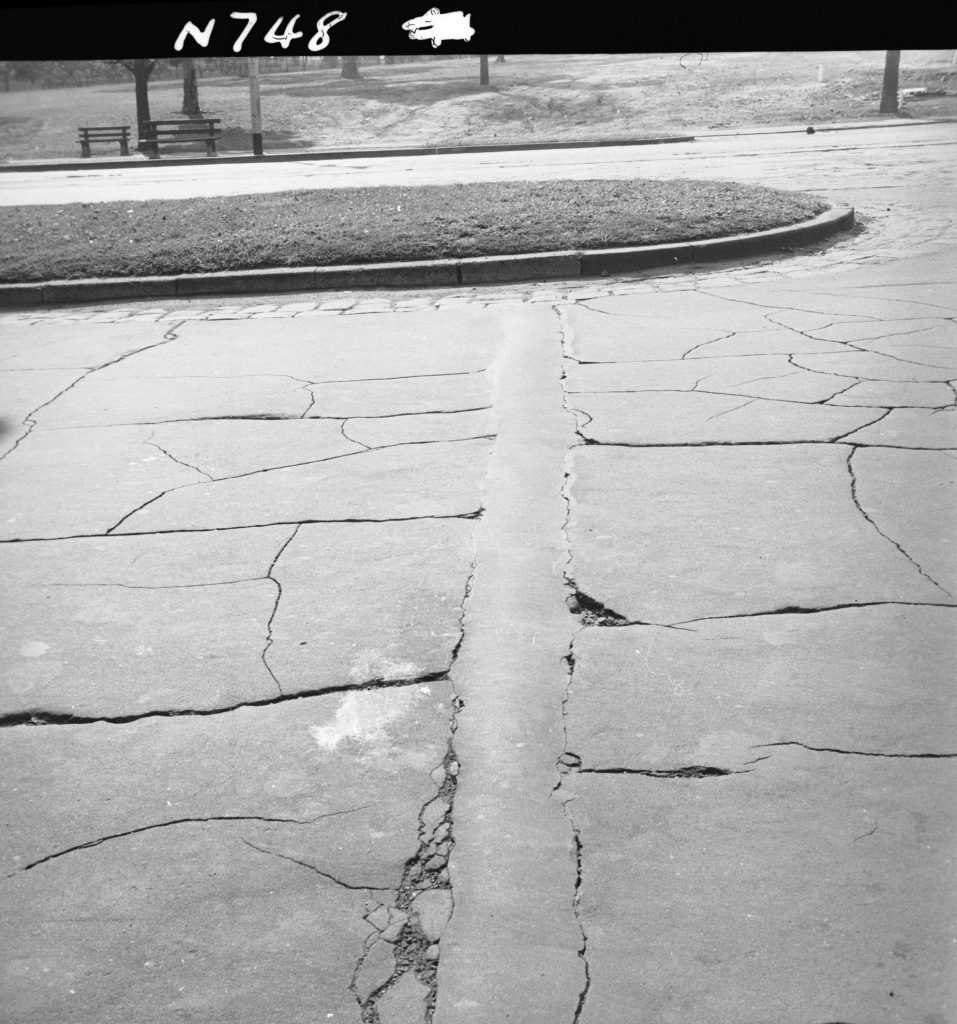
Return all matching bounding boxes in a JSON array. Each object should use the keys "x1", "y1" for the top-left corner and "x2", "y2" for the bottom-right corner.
[
  {"x1": 0, "y1": 179, "x2": 828, "y2": 283},
  {"x1": 1, "y1": 51, "x2": 954, "y2": 161}
]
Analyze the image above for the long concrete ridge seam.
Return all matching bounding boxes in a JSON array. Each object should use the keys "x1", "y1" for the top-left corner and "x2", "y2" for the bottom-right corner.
[{"x1": 0, "y1": 207, "x2": 855, "y2": 308}]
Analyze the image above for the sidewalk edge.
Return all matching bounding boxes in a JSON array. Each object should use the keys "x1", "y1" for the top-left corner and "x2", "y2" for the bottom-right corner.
[{"x1": 0, "y1": 135, "x2": 695, "y2": 174}]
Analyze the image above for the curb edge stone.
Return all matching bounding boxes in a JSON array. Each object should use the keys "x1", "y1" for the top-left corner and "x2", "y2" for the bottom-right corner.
[{"x1": 0, "y1": 207, "x2": 855, "y2": 309}]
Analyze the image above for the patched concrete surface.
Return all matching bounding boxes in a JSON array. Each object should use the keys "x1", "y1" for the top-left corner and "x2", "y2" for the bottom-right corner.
[
  {"x1": 0, "y1": 306, "x2": 494, "y2": 1023},
  {"x1": 567, "y1": 444, "x2": 945, "y2": 623},
  {"x1": 563, "y1": 752, "x2": 957, "y2": 1024},
  {"x1": 572, "y1": 390, "x2": 879, "y2": 444},
  {"x1": 565, "y1": 605, "x2": 957, "y2": 771},
  {"x1": 828, "y1": 379, "x2": 954, "y2": 407},
  {"x1": 111, "y1": 437, "x2": 490, "y2": 533},
  {"x1": 851, "y1": 447, "x2": 957, "y2": 595},
  {"x1": 2, "y1": 828, "x2": 370, "y2": 1024},
  {"x1": 2, "y1": 125, "x2": 956, "y2": 1023},
  {"x1": 0, "y1": 426, "x2": 205, "y2": 540},
  {"x1": 147, "y1": 418, "x2": 365, "y2": 477},
  {"x1": 557, "y1": 234, "x2": 957, "y2": 1024},
  {"x1": 31, "y1": 373, "x2": 313, "y2": 426},
  {"x1": 1, "y1": 684, "x2": 452, "y2": 1024},
  {"x1": 268, "y1": 519, "x2": 475, "y2": 693},
  {"x1": 0, "y1": 369, "x2": 88, "y2": 457},
  {"x1": 344, "y1": 408, "x2": 494, "y2": 447},
  {"x1": 306, "y1": 372, "x2": 490, "y2": 418},
  {"x1": 1, "y1": 683, "x2": 451, "y2": 880},
  {"x1": 565, "y1": 352, "x2": 854, "y2": 402}
]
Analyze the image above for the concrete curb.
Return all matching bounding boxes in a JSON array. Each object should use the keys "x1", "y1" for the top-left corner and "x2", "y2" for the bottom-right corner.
[
  {"x1": 0, "y1": 135, "x2": 695, "y2": 174},
  {"x1": 2, "y1": 117, "x2": 949, "y2": 174},
  {"x1": 0, "y1": 207, "x2": 854, "y2": 309}
]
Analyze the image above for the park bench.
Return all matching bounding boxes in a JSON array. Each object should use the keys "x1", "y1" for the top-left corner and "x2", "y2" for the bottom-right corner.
[
  {"x1": 77, "y1": 125, "x2": 131, "y2": 157},
  {"x1": 140, "y1": 118, "x2": 222, "y2": 159}
]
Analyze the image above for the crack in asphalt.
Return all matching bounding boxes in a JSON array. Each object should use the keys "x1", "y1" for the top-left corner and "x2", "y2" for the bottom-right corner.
[
  {"x1": 33, "y1": 578, "x2": 268, "y2": 590},
  {"x1": 309, "y1": 406, "x2": 493, "y2": 421},
  {"x1": 7, "y1": 808, "x2": 370, "y2": 877},
  {"x1": 339, "y1": 420, "x2": 371, "y2": 449},
  {"x1": 576, "y1": 765, "x2": 744, "y2": 777},
  {"x1": 353, "y1": 558, "x2": 470, "y2": 1024},
  {"x1": 567, "y1": 385, "x2": 887, "y2": 411},
  {"x1": 678, "y1": 329, "x2": 738, "y2": 359},
  {"x1": 241, "y1": 838, "x2": 393, "y2": 892},
  {"x1": 555, "y1": 302, "x2": 592, "y2": 1024},
  {"x1": 0, "y1": 671, "x2": 454, "y2": 729},
  {"x1": 846, "y1": 447, "x2": 953, "y2": 597},
  {"x1": 0, "y1": 324, "x2": 181, "y2": 464},
  {"x1": 754, "y1": 741, "x2": 957, "y2": 759},
  {"x1": 831, "y1": 408, "x2": 894, "y2": 440},
  {"x1": 0, "y1": 511, "x2": 484, "y2": 545},
  {"x1": 670, "y1": 600, "x2": 957, "y2": 627},
  {"x1": 144, "y1": 432, "x2": 214, "y2": 482},
  {"x1": 39, "y1": 406, "x2": 493, "y2": 428},
  {"x1": 316, "y1": 369, "x2": 487, "y2": 385},
  {"x1": 705, "y1": 397, "x2": 757, "y2": 421},
  {"x1": 262, "y1": 524, "x2": 302, "y2": 696},
  {"x1": 791, "y1": 347, "x2": 957, "y2": 375},
  {"x1": 104, "y1": 435, "x2": 494, "y2": 536}
]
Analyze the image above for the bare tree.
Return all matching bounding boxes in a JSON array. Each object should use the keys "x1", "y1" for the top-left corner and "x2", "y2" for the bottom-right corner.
[
  {"x1": 116, "y1": 60, "x2": 157, "y2": 150},
  {"x1": 880, "y1": 50, "x2": 901, "y2": 114},
  {"x1": 180, "y1": 58, "x2": 201, "y2": 116},
  {"x1": 341, "y1": 55, "x2": 360, "y2": 79}
]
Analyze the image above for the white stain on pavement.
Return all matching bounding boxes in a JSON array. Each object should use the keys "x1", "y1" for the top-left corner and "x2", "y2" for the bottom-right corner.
[
  {"x1": 310, "y1": 687, "x2": 429, "y2": 753},
  {"x1": 349, "y1": 651, "x2": 419, "y2": 681},
  {"x1": 19, "y1": 641, "x2": 49, "y2": 657}
]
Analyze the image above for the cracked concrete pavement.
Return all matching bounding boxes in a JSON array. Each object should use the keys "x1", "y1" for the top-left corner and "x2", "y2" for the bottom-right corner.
[{"x1": 1, "y1": 123, "x2": 956, "y2": 1023}]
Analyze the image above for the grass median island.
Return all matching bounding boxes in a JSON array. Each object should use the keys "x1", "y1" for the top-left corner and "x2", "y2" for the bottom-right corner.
[{"x1": 0, "y1": 179, "x2": 829, "y2": 283}]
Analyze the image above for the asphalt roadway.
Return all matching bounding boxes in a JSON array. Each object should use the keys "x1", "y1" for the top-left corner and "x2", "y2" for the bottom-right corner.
[{"x1": 1, "y1": 122, "x2": 955, "y2": 1023}]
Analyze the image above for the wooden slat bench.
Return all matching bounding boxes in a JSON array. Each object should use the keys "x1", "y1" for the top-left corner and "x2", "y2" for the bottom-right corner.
[
  {"x1": 78, "y1": 125, "x2": 131, "y2": 158},
  {"x1": 140, "y1": 119, "x2": 222, "y2": 159}
]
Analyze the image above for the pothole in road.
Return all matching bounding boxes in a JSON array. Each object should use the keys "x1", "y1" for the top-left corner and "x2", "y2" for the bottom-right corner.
[{"x1": 567, "y1": 589, "x2": 630, "y2": 626}]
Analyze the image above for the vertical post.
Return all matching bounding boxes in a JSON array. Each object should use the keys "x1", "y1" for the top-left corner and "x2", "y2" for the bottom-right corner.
[
  {"x1": 248, "y1": 56, "x2": 263, "y2": 155},
  {"x1": 879, "y1": 50, "x2": 901, "y2": 114}
]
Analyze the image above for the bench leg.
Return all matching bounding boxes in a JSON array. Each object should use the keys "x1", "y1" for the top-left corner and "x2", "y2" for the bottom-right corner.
[
  {"x1": 80, "y1": 141, "x2": 91, "y2": 158},
  {"x1": 206, "y1": 140, "x2": 217, "y2": 156},
  {"x1": 120, "y1": 139, "x2": 129, "y2": 156}
]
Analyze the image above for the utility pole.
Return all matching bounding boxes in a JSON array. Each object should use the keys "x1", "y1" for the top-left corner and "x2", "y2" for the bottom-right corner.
[
  {"x1": 248, "y1": 56, "x2": 263, "y2": 155},
  {"x1": 879, "y1": 50, "x2": 901, "y2": 114}
]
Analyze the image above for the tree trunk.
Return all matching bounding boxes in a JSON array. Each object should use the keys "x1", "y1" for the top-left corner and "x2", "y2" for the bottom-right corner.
[
  {"x1": 879, "y1": 50, "x2": 901, "y2": 114},
  {"x1": 341, "y1": 55, "x2": 360, "y2": 79},
  {"x1": 181, "y1": 58, "x2": 201, "y2": 116},
  {"x1": 129, "y1": 61, "x2": 155, "y2": 151},
  {"x1": 479, "y1": 54, "x2": 489, "y2": 85},
  {"x1": 384, "y1": 55, "x2": 395, "y2": 65}
]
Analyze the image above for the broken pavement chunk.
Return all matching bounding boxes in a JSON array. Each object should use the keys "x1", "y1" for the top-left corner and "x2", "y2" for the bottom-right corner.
[
  {"x1": 411, "y1": 888, "x2": 454, "y2": 943},
  {"x1": 354, "y1": 939, "x2": 396, "y2": 1002}
]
